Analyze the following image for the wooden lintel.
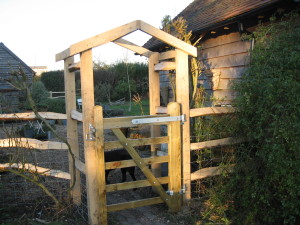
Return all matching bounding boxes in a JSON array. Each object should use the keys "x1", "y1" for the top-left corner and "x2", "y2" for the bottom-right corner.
[
  {"x1": 159, "y1": 50, "x2": 176, "y2": 60},
  {"x1": 191, "y1": 165, "x2": 234, "y2": 181},
  {"x1": 107, "y1": 197, "x2": 164, "y2": 212},
  {"x1": 0, "y1": 112, "x2": 67, "y2": 121},
  {"x1": 113, "y1": 38, "x2": 153, "y2": 57},
  {"x1": 0, "y1": 138, "x2": 68, "y2": 150},
  {"x1": 68, "y1": 62, "x2": 80, "y2": 72},
  {"x1": 139, "y1": 21, "x2": 197, "y2": 57},
  {"x1": 0, "y1": 163, "x2": 71, "y2": 180},
  {"x1": 154, "y1": 62, "x2": 176, "y2": 71},
  {"x1": 105, "y1": 136, "x2": 169, "y2": 150},
  {"x1": 106, "y1": 176, "x2": 169, "y2": 192},
  {"x1": 105, "y1": 155, "x2": 169, "y2": 170},
  {"x1": 56, "y1": 20, "x2": 140, "y2": 61},
  {"x1": 191, "y1": 137, "x2": 244, "y2": 150},
  {"x1": 190, "y1": 107, "x2": 236, "y2": 117}
]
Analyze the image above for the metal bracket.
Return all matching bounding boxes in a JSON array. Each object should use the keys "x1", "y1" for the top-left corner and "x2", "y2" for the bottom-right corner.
[
  {"x1": 166, "y1": 186, "x2": 186, "y2": 196},
  {"x1": 166, "y1": 190, "x2": 174, "y2": 196},
  {"x1": 86, "y1": 123, "x2": 96, "y2": 141},
  {"x1": 180, "y1": 186, "x2": 186, "y2": 195},
  {"x1": 132, "y1": 114, "x2": 186, "y2": 125}
]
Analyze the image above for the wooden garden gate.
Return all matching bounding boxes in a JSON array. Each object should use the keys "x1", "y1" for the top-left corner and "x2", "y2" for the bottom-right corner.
[
  {"x1": 56, "y1": 20, "x2": 197, "y2": 225},
  {"x1": 91, "y1": 102, "x2": 183, "y2": 224}
]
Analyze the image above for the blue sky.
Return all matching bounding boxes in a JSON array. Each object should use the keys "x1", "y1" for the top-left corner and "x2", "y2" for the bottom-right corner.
[{"x1": 1, "y1": 0, "x2": 193, "y2": 70}]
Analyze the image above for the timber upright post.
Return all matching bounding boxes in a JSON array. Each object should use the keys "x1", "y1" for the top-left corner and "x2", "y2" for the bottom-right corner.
[
  {"x1": 148, "y1": 52, "x2": 162, "y2": 178},
  {"x1": 64, "y1": 56, "x2": 81, "y2": 205},
  {"x1": 175, "y1": 49, "x2": 191, "y2": 201},
  {"x1": 167, "y1": 102, "x2": 182, "y2": 212},
  {"x1": 80, "y1": 49, "x2": 102, "y2": 225},
  {"x1": 94, "y1": 106, "x2": 107, "y2": 225}
]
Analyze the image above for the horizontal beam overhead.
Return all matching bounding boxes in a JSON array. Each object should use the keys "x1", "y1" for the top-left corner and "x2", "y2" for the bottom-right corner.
[
  {"x1": 113, "y1": 38, "x2": 153, "y2": 57},
  {"x1": 139, "y1": 21, "x2": 197, "y2": 57},
  {"x1": 56, "y1": 20, "x2": 197, "y2": 61},
  {"x1": 56, "y1": 20, "x2": 140, "y2": 62},
  {"x1": 154, "y1": 61, "x2": 176, "y2": 71}
]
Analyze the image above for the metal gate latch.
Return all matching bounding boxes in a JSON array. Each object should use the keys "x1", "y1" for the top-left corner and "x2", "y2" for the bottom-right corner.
[
  {"x1": 132, "y1": 114, "x2": 186, "y2": 125},
  {"x1": 86, "y1": 123, "x2": 96, "y2": 141}
]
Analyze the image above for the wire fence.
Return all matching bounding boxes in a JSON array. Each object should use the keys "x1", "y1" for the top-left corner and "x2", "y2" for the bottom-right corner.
[{"x1": 0, "y1": 122, "x2": 70, "y2": 211}]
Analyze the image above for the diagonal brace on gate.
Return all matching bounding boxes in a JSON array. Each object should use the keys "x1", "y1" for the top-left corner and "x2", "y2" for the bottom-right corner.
[{"x1": 111, "y1": 128, "x2": 173, "y2": 209}]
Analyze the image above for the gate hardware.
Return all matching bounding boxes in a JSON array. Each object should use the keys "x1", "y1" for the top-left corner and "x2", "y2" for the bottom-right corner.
[
  {"x1": 166, "y1": 190, "x2": 174, "y2": 196},
  {"x1": 180, "y1": 186, "x2": 186, "y2": 195},
  {"x1": 132, "y1": 114, "x2": 186, "y2": 125},
  {"x1": 167, "y1": 186, "x2": 186, "y2": 196},
  {"x1": 86, "y1": 123, "x2": 96, "y2": 141}
]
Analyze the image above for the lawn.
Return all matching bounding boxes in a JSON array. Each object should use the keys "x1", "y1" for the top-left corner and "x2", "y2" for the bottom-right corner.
[{"x1": 105, "y1": 99, "x2": 149, "y2": 116}]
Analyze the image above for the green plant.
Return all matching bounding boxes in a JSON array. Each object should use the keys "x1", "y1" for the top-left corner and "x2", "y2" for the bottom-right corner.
[
  {"x1": 40, "y1": 70, "x2": 65, "y2": 92},
  {"x1": 46, "y1": 98, "x2": 66, "y2": 113},
  {"x1": 225, "y1": 11, "x2": 300, "y2": 224},
  {"x1": 31, "y1": 81, "x2": 49, "y2": 110}
]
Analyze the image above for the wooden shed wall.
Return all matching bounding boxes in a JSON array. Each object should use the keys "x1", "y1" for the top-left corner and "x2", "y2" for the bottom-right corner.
[
  {"x1": 199, "y1": 32, "x2": 251, "y2": 105},
  {"x1": 159, "y1": 31, "x2": 251, "y2": 106}
]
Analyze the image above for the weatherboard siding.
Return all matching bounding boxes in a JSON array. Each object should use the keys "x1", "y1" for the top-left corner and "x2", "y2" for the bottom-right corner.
[{"x1": 198, "y1": 32, "x2": 251, "y2": 105}]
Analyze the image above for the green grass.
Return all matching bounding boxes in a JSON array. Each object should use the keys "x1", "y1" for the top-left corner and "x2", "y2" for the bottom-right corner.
[{"x1": 105, "y1": 99, "x2": 149, "y2": 116}]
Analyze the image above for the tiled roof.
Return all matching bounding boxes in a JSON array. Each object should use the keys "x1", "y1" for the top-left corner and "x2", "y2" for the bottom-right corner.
[{"x1": 143, "y1": 0, "x2": 283, "y2": 50}]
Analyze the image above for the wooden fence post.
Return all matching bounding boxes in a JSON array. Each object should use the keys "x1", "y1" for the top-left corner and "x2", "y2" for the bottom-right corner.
[
  {"x1": 175, "y1": 49, "x2": 191, "y2": 201},
  {"x1": 80, "y1": 49, "x2": 102, "y2": 225},
  {"x1": 167, "y1": 102, "x2": 182, "y2": 212},
  {"x1": 64, "y1": 56, "x2": 81, "y2": 205},
  {"x1": 149, "y1": 52, "x2": 161, "y2": 178},
  {"x1": 94, "y1": 106, "x2": 107, "y2": 225}
]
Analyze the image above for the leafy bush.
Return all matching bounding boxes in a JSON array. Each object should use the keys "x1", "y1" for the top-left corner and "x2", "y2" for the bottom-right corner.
[
  {"x1": 40, "y1": 70, "x2": 64, "y2": 92},
  {"x1": 227, "y1": 12, "x2": 300, "y2": 224},
  {"x1": 45, "y1": 98, "x2": 66, "y2": 113},
  {"x1": 31, "y1": 81, "x2": 49, "y2": 110}
]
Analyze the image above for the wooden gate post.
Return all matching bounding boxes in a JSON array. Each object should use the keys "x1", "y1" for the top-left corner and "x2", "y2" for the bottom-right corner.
[
  {"x1": 64, "y1": 56, "x2": 81, "y2": 205},
  {"x1": 149, "y1": 52, "x2": 161, "y2": 178},
  {"x1": 175, "y1": 49, "x2": 191, "y2": 201},
  {"x1": 94, "y1": 106, "x2": 107, "y2": 225},
  {"x1": 167, "y1": 102, "x2": 182, "y2": 212},
  {"x1": 80, "y1": 49, "x2": 102, "y2": 225}
]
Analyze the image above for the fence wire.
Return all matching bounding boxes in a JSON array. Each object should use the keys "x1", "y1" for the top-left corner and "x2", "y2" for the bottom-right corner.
[
  {"x1": 190, "y1": 113, "x2": 236, "y2": 200},
  {"x1": 0, "y1": 122, "x2": 70, "y2": 215}
]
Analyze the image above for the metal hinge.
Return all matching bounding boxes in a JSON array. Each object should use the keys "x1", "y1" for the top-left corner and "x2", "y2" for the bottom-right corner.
[
  {"x1": 132, "y1": 114, "x2": 186, "y2": 125},
  {"x1": 166, "y1": 186, "x2": 186, "y2": 196},
  {"x1": 86, "y1": 123, "x2": 96, "y2": 141}
]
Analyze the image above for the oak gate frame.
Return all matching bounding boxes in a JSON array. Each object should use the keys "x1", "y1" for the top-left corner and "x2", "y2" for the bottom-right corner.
[{"x1": 56, "y1": 20, "x2": 197, "y2": 225}]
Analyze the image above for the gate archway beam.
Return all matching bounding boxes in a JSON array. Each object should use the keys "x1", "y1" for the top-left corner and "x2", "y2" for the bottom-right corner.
[{"x1": 55, "y1": 20, "x2": 197, "y2": 62}]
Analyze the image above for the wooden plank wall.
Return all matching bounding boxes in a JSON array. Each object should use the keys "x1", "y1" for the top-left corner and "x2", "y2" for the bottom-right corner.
[
  {"x1": 199, "y1": 32, "x2": 251, "y2": 105},
  {"x1": 159, "y1": 32, "x2": 251, "y2": 105}
]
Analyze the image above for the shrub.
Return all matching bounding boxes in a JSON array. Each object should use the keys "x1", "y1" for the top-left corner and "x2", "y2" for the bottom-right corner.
[
  {"x1": 227, "y1": 12, "x2": 300, "y2": 224},
  {"x1": 45, "y1": 98, "x2": 66, "y2": 113},
  {"x1": 31, "y1": 81, "x2": 49, "y2": 110},
  {"x1": 40, "y1": 70, "x2": 64, "y2": 92}
]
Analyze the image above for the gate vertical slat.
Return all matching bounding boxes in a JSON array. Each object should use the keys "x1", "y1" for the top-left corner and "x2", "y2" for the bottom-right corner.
[
  {"x1": 168, "y1": 102, "x2": 182, "y2": 212},
  {"x1": 94, "y1": 106, "x2": 107, "y2": 225}
]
